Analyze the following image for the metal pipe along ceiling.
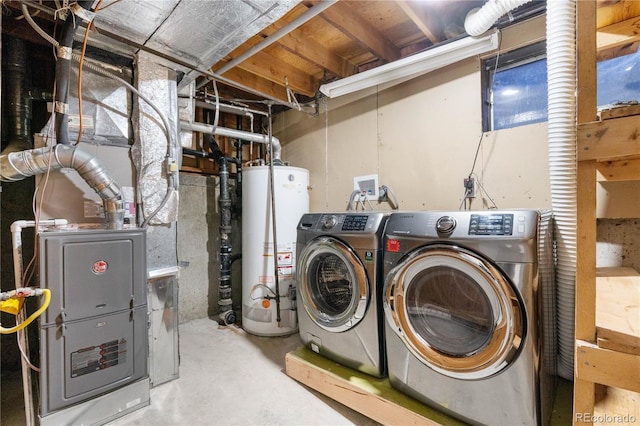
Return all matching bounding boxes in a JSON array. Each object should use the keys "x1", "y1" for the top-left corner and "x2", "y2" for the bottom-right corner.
[
  {"x1": 201, "y1": 0, "x2": 338, "y2": 86},
  {"x1": 180, "y1": 121, "x2": 282, "y2": 161}
]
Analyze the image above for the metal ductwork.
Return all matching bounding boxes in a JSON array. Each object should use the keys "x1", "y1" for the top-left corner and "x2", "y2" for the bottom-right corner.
[{"x1": 0, "y1": 145, "x2": 125, "y2": 229}]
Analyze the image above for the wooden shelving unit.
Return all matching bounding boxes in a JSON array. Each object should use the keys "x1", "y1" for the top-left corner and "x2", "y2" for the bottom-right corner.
[{"x1": 574, "y1": 1, "x2": 640, "y2": 422}]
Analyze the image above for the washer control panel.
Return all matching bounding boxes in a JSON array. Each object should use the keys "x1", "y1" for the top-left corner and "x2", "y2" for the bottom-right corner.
[
  {"x1": 468, "y1": 213, "x2": 514, "y2": 235},
  {"x1": 341, "y1": 215, "x2": 369, "y2": 231}
]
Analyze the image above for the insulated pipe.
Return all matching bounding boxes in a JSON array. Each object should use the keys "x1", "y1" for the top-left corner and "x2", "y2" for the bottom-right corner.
[
  {"x1": 180, "y1": 121, "x2": 282, "y2": 161},
  {"x1": 1, "y1": 145, "x2": 125, "y2": 229},
  {"x1": 198, "y1": 0, "x2": 338, "y2": 88},
  {"x1": 3, "y1": 38, "x2": 32, "y2": 154},
  {"x1": 546, "y1": 0, "x2": 577, "y2": 381},
  {"x1": 464, "y1": 0, "x2": 534, "y2": 36},
  {"x1": 53, "y1": 0, "x2": 94, "y2": 145}
]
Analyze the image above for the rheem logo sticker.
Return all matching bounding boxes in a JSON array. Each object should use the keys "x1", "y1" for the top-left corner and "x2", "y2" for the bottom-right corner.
[{"x1": 92, "y1": 260, "x2": 108, "y2": 275}]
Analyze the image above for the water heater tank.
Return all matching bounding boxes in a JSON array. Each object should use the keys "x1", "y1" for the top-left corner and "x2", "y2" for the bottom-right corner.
[{"x1": 242, "y1": 165, "x2": 309, "y2": 336}]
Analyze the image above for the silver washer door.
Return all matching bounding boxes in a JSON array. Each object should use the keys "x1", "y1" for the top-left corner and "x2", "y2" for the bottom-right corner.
[
  {"x1": 298, "y1": 236, "x2": 369, "y2": 332},
  {"x1": 385, "y1": 244, "x2": 525, "y2": 379}
]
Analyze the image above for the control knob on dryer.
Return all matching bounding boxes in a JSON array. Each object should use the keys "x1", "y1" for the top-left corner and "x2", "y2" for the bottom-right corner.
[
  {"x1": 321, "y1": 215, "x2": 338, "y2": 230},
  {"x1": 436, "y1": 215, "x2": 457, "y2": 235}
]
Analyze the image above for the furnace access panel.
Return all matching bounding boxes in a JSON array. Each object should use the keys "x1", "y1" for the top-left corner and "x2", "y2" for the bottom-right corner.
[{"x1": 38, "y1": 229, "x2": 148, "y2": 416}]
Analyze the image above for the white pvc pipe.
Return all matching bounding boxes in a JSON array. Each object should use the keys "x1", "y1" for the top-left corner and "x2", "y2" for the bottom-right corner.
[
  {"x1": 11, "y1": 218, "x2": 68, "y2": 426},
  {"x1": 546, "y1": 0, "x2": 577, "y2": 381},
  {"x1": 464, "y1": 0, "x2": 533, "y2": 36}
]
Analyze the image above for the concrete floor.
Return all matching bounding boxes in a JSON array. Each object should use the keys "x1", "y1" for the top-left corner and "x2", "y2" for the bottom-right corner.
[{"x1": 1, "y1": 318, "x2": 379, "y2": 426}]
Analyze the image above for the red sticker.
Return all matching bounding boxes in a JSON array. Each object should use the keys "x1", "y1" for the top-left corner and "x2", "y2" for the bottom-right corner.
[
  {"x1": 386, "y1": 239, "x2": 400, "y2": 253},
  {"x1": 92, "y1": 260, "x2": 108, "y2": 274}
]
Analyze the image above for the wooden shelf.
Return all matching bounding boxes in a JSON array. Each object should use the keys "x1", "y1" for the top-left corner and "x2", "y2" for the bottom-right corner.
[
  {"x1": 574, "y1": 2, "x2": 640, "y2": 423},
  {"x1": 595, "y1": 267, "x2": 640, "y2": 355}
]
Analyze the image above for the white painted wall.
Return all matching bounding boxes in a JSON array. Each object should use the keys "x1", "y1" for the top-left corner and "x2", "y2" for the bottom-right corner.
[{"x1": 275, "y1": 17, "x2": 551, "y2": 213}]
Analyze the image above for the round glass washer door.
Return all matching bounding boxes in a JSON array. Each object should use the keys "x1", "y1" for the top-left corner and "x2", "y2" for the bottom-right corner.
[
  {"x1": 384, "y1": 244, "x2": 525, "y2": 379},
  {"x1": 298, "y1": 236, "x2": 369, "y2": 332}
]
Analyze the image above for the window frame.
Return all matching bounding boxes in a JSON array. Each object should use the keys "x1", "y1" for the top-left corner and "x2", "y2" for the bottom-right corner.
[{"x1": 481, "y1": 41, "x2": 548, "y2": 132}]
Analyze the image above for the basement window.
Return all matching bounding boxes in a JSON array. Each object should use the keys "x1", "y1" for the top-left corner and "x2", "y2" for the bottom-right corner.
[
  {"x1": 482, "y1": 41, "x2": 547, "y2": 131},
  {"x1": 597, "y1": 48, "x2": 640, "y2": 107}
]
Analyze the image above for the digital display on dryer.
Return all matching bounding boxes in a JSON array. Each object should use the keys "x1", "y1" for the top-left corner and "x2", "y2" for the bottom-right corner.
[
  {"x1": 342, "y1": 215, "x2": 369, "y2": 231},
  {"x1": 469, "y1": 214, "x2": 514, "y2": 235}
]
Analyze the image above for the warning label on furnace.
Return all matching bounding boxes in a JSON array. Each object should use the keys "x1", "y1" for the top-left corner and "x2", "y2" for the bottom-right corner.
[{"x1": 71, "y1": 338, "x2": 128, "y2": 377}]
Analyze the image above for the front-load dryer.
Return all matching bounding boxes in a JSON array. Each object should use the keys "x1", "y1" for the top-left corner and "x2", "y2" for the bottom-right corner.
[
  {"x1": 383, "y1": 210, "x2": 556, "y2": 425},
  {"x1": 296, "y1": 212, "x2": 389, "y2": 377}
]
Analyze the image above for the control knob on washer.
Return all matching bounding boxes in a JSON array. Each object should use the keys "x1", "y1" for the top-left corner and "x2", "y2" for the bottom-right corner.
[
  {"x1": 436, "y1": 215, "x2": 457, "y2": 235},
  {"x1": 321, "y1": 215, "x2": 338, "y2": 230}
]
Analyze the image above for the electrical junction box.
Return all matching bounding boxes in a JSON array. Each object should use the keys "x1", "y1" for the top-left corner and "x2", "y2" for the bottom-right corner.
[{"x1": 353, "y1": 174, "x2": 379, "y2": 201}]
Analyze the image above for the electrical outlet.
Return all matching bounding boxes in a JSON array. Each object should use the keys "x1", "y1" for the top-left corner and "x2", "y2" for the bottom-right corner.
[{"x1": 464, "y1": 177, "x2": 476, "y2": 198}]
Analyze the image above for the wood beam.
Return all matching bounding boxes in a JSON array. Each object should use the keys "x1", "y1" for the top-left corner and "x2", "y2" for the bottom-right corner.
[
  {"x1": 319, "y1": 2, "x2": 400, "y2": 63},
  {"x1": 232, "y1": 50, "x2": 318, "y2": 97},
  {"x1": 596, "y1": 158, "x2": 640, "y2": 181},
  {"x1": 215, "y1": 67, "x2": 289, "y2": 103},
  {"x1": 396, "y1": 1, "x2": 443, "y2": 45},
  {"x1": 276, "y1": 31, "x2": 356, "y2": 78},
  {"x1": 260, "y1": 6, "x2": 357, "y2": 78},
  {"x1": 578, "y1": 115, "x2": 640, "y2": 161},
  {"x1": 576, "y1": 341, "x2": 640, "y2": 393},
  {"x1": 597, "y1": 15, "x2": 640, "y2": 60}
]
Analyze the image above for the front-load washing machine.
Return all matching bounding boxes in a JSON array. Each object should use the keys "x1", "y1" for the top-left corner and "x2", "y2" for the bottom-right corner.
[
  {"x1": 296, "y1": 212, "x2": 389, "y2": 377},
  {"x1": 383, "y1": 210, "x2": 556, "y2": 425}
]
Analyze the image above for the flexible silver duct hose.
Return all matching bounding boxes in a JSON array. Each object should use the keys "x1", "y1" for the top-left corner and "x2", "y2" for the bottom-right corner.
[
  {"x1": 464, "y1": 0, "x2": 534, "y2": 36},
  {"x1": 0, "y1": 145, "x2": 124, "y2": 229},
  {"x1": 546, "y1": 0, "x2": 577, "y2": 381}
]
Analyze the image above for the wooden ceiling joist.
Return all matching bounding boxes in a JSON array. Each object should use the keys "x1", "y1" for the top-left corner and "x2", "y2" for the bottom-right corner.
[{"x1": 319, "y1": 2, "x2": 401, "y2": 64}]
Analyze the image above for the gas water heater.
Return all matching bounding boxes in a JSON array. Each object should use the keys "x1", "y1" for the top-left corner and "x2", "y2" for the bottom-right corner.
[{"x1": 242, "y1": 165, "x2": 309, "y2": 336}]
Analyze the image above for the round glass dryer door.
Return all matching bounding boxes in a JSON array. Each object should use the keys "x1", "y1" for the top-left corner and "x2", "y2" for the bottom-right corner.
[
  {"x1": 384, "y1": 244, "x2": 525, "y2": 379},
  {"x1": 298, "y1": 236, "x2": 369, "y2": 332}
]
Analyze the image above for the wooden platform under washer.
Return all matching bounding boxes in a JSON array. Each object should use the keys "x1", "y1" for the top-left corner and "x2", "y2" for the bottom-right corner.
[{"x1": 285, "y1": 346, "x2": 574, "y2": 426}]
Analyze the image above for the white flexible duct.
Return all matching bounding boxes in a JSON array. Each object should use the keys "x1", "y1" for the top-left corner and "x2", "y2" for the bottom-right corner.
[
  {"x1": 0, "y1": 145, "x2": 125, "y2": 229},
  {"x1": 546, "y1": 0, "x2": 577, "y2": 381},
  {"x1": 466, "y1": 0, "x2": 577, "y2": 380},
  {"x1": 464, "y1": 0, "x2": 534, "y2": 36}
]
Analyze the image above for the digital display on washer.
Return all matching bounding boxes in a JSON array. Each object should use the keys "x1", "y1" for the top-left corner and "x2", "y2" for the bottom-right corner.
[
  {"x1": 342, "y1": 215, "x2": 369, "y2": 231},
  {"x1": 469, "y1": 214, "x2": 513, "y2": 235}
]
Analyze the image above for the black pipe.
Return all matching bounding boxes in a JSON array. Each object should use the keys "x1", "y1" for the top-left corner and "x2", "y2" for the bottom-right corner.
[
  {"x1": 4, "y1": 38, "x2": 32, "y2": 153},
  {"x1": 202, "y1": 133, "x2": 235, "y2": 325},
  {"x1": 54, "y1": 1, "x2": 93, "y2": 145},
  {"x1": 217, "y1": 155, "x2": 235, "y2": 325},
  {"x1": 235, "y1": 115, "x2": 243, "y2": 199}
]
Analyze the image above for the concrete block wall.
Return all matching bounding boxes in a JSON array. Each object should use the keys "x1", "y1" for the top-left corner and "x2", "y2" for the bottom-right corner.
[{"x1": 177, "y1": 173, "x2": 242, "y2": 324}]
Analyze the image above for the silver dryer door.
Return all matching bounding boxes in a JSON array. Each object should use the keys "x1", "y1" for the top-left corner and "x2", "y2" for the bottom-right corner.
[
  {"x1": 298, "y1": 236, "x2": 369, "y2": 332},
  {"x1": 384, "y1": 244, "x2": 525, "y2": 379}
]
